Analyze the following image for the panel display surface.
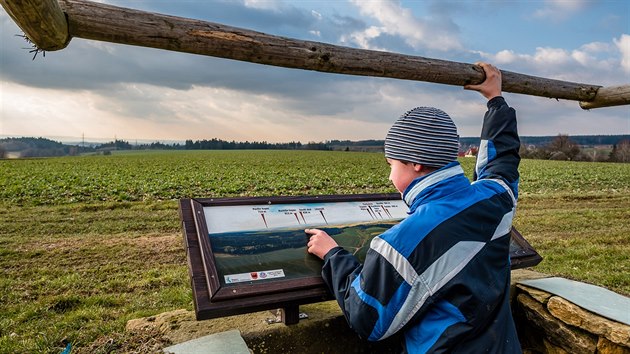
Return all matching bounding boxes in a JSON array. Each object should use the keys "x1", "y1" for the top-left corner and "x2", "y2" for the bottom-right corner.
[{"x1": 204, "y1": 199, "x2": 407, "y2": 286}]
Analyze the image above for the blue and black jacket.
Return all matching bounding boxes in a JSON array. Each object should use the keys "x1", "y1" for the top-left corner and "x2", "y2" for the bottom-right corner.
[{"x1": 322, "y1": 97, "x2": 521, "y2": 353}]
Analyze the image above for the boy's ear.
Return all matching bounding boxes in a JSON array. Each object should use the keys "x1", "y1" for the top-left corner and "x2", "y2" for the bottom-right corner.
[{"x1": 412, "y1": 163, "x2": 424, "y2": 172}]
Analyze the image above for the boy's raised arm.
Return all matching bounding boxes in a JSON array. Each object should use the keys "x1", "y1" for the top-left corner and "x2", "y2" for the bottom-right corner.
[{"x1": 465, "y1": 63, "x2": 520, "y2": 194}]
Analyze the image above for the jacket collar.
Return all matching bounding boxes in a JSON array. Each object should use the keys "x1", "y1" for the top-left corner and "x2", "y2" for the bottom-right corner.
[{"x1": 403, "y1": 161, "x2": 467, "y2": 212}]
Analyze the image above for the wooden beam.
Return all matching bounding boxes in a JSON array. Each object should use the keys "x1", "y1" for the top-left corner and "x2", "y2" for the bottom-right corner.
[
  {"x1": 3, "y1": 0, "x2": 628, "y2": 108},
  {"x1": 58, "y1": 0, "x2": 604, "y2": 103},
  {"x1": 580, "y1": 85, "x2": 630, "y2": 109},
  {"x1": 0, "y1": 0, "x2": 69, "y2": 50}
]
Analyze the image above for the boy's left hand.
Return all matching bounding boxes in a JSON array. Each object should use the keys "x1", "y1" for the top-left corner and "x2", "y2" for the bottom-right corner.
[
  {"x1": 464, "y1": 62, "x2": 502, "y2": 100},
  {"x1": 305, "y1": 228, "x2": 339, "y2": 259}
]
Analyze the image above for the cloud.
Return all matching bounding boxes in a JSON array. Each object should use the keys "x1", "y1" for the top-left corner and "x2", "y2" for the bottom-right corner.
[
  {"x1": 507, "y1": 93, "x2": 629, "y2": 137},
  {"x1": 580, "y1": 41, "x2": 611, "y2": 53},
  {"x1": 346, "y1": 0, "x2": 461, "y2": 52},
  {"x1": 311, "y1": 10, "x2": 322, "y2": 20},
  {"x1": 532, "y1": 0, "x2": 589, "y2": 21},
  {"x1": 475, "y1": 35, "x2": 628, "y2": 85},
  {"x1": 1, "y1": 81, "x2": 123, "y2": 138},
  {"x1": 548, "y1": 0, "x2": 588, "y2": 11},
  {"x1": 614, "y1": 34, "x2": 630, "y2": 73},
  {"x1": 2, "y1": 0, "x2": 404, "y2": 135},
  {"x1": 133, "y1": 0, "x2": 316, "y2": 33},
  {"x1": 0, "y1": 79, "x2": 401, "y2": 142},
  {"x1": 533, "y1": 47, "x2": 572, "y2": 65},
  {"x1": 242, "y1": 0, "x2": 283, "y2": 11}
]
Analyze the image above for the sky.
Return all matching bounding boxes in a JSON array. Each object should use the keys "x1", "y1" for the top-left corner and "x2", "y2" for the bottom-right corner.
[{"x1": 1, "y1": 0, "x2": 629, "y2": 143}]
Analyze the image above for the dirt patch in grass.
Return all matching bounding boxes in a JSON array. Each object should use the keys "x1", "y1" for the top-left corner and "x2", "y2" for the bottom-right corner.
[
  {"x1": 74, "y1": 326, "x2": 169, "y2": 354},
  {"x1": 7, "y1": 233, "x2": 184, "y2": 276},
  {"x1": 17, "y1": 233, "x2": 177, "y2": 251}
]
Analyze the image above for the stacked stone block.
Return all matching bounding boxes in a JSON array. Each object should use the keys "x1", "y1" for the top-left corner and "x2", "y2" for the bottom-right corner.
[{"x1": 515, "y1": 285, "x2": 629, "y2": 354}]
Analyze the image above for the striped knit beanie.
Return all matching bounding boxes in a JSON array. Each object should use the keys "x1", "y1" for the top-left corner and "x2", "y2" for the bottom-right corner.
[{"x1": 384, "y1": 107, "x2": 459, "y2": 169}]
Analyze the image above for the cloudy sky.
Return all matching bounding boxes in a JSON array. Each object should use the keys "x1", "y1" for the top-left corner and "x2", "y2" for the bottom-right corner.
[{"x1": 1, "y1": 0, "x2": 629, "y2": 143}]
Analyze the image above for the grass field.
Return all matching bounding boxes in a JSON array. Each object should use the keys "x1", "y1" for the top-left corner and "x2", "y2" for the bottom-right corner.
[{"x1": 1, "y1": 150, "x2": 629, "y2": 353}]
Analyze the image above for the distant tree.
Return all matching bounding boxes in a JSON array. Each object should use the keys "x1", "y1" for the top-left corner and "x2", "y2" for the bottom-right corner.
[
  {"x1": 149, "y1": 142, "x2": 169, "y2": 149},
  {"x1": 549, "y1": 151, "x2": 569, "y2": 161},
  {"x1": 575, "y1": 149, "x2": 609, "y2": 162},
  {"x1": 0, "y1": 144, "x2": 5, "y2": 159},
  {"x1": 572, "y1": 151, "x2": 591, "y2": 162},
  {"x1": 610, "y1": 140, "x2": 630, "y2": 163},
  {"x1": 303, "y1": 142, "x2": 331, "y2": 150},
  {"x1": 519, "y1": 145, "x2": 532, "y2": 159},
  {"x1": 520, "y1": 144, "x2": 551, "y2": 160},
  {"x1": 97, "y1": 139, "x2": 132, "y2": 150},
  {"x1": 546, "y1": 134, "x2": 580, "y2": 160}
]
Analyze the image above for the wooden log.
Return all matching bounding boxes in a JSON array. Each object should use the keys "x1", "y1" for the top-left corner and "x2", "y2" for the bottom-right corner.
[
  {"x1": 580, "y1": 85, "x2": 630, "y2": 109},
  {"x1": 0, "y1": 0, "x2": 69, "y2": 50},
  {"x1": 58, "y1": 0, "x2": 604, "y2": 103},
  {"x1": 3, "y1": 0, "x2": 628, "y2": 108}
]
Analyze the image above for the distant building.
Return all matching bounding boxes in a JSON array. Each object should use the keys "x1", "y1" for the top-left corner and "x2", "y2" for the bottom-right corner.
[{"x1": 465, "y1": 146, "x2": 479, "y2": 157}]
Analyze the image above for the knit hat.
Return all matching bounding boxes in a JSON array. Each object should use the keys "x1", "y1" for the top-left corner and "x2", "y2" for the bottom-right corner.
[{"x1": 384, "y1": 107, "x2": 459, "y2": 169}]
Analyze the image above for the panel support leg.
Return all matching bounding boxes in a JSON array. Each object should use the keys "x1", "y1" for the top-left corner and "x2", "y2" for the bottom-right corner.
[{"x1": 280, "y1": 305, "x2": 300, "y2": 325}]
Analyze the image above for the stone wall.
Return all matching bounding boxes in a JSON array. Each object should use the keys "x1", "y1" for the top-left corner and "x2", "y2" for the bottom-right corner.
[
  {"x1": 514, "y1": 284, "x2": 629, "y2": 354},
  {"x1": 120, "y1": 271, "x2": 629, "y2": 353}
]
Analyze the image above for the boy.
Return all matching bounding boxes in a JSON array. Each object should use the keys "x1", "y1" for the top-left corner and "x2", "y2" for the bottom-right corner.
[{"x1": 305, "y1": 62, "x2": 521, "y2": 353}]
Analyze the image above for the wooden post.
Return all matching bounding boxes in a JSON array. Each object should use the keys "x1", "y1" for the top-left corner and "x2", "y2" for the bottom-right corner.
[
  {"x1": 579, "y1": 85, "x2": 630, "y2": 109},
  {"x1": 0, "y1": 0, "x2": 69, "y2": 50},
  {"x1": 280, "y1": 305, "x2": 300, "y2": 325}
]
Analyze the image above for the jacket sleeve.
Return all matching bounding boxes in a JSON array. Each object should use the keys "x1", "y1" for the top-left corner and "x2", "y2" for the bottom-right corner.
[
  {"x1": 473, "y1": 96, "x2": 520, "y2": 198},
  {"x1": 321, "y1": 244, "x2": 402, "y2": 341},
  {"x1": 321, "y1": 222, "x2": 439, "y2": 342},
  {"x1": 321, "y1": 246, "x2": 363, "y2": 309}
]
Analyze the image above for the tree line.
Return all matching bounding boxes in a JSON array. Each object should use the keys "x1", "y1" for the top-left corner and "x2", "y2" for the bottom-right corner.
[
  {"x1": 0, "y1": 137, "x2": 332, "y2": 158},
  {"x1": 519, "y1": 134, "x2": 630, "y2": 162},
  {"x1": 95, "y1": 139, "x2": 331, "y2": 151},
  {"x1": 0, "y1": 137, "x2": 78, "y2": 158},
  {"x1": 182, "y1": 139, "x2": 329, "y2": 151},
  {"x1": 1, "y1": 135, "x2": 629, "y2": 162}
]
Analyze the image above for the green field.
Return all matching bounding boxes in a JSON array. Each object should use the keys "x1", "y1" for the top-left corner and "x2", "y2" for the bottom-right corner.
[{"x1": 1, "y1": 150, "x2": 629, "y2": 353}]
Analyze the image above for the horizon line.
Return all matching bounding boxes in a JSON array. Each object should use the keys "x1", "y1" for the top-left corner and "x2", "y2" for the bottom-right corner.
[{"x1": 1, "y1": 133, "x2": 629, "y2": 145}]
